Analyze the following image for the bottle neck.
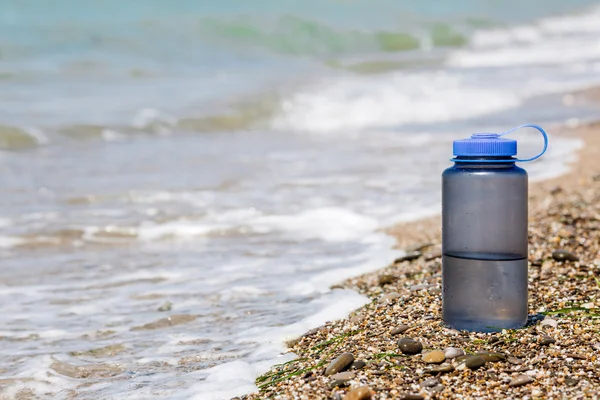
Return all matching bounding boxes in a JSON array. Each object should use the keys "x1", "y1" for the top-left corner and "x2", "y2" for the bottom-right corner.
[{"x1": 453, "y1": 156, "x2": 516, "y2": 168}]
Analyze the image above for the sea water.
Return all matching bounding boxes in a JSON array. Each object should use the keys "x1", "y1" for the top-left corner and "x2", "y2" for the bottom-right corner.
[{"x1": 1, "y1": 1, "x2": 600, "y2": 398}]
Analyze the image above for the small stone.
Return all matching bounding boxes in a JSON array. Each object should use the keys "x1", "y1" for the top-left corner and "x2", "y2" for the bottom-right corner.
[
  {"x1": 540, "y1": 317, "x2": 558, "y2": 328},
  {"x1": 325, "y1": 353, "x2": 355, "y2": 376},
  {"x1": 420, "y1": 377, "x2": 439, "y2": 388},
  {"x1": 351, "y1": 360, "x2": 366, "y2": 370},
  {"x1": 425, "y1": 363, "x2": 454, "y2": 374},
  {"x1": 422, "y1": 350, "x2": 445, "y2": 364},
  {"x1": 552, "y1": 250, "x2": 579, "y2": 262},
  {"x1": 330, "y1": 371, "x2": 355, "y2": 381},
  {"x1": 399, "y1": 395, "x2": 424, "y2": 400},
  {"x1": 486, "y1": 371, "x2": 499, "y2": 380},
  {"x1": 509, "y1": 374, "x2": 534, "y2": 387},
  {"x1": 379, "y1": 292, "x2": 401, "y2": 304},
  {"x1": 431, "y1": 385, "x2": 444, "y2": 393},
  {"x1": 343, "y1": 386, "x2": 372, "y2": 400},
  {"x1": 564, "y1": 353, "x2": 586, "y2": 360},
  {"x1": 507, "y1": 356, "x2": 523, "y2": 365},
  {"x1": 303, "y1": 327, "x2": 320, "y2": 337},
  {"x1": 488, "y1": 336, "x2": 500, "y2": 344},
  {"x1": 330, "y1": 379, "x2": 348, "y2": 389},
  {"x1": 350, "y1": 314, "x2": 364, "y2": 324},
  {"x1": 410, "y1": 284, "x2": 434, "y2": 291},
  {"x1": 464, "y1": 355, "x2": 486, "y2": 370},
  {"x1": 565, "y1": 378, "x2": 578, "y2": 386},
  {"x1": 390, "y1": 325, "x2": 409, "y2": 335},
  {"x1": 539, "y1": 335, "x2": 556, "y2": 346},
  {"x1": 455, "y1": 355, "x2": 470, "y2": 363},
  {"x1": 444, "y1": 347, "x2": 464, "y2": 359},
  {"x1": 157, "y1": 301, "x2": 172, "y2": 312},
  {"x1": 394, "y1": 252, "x2": 421, "y2": 263},
  {"x1": 424, "y1": 250, "x2": 442, "y2": 261},
  {"x1": 329, "y1": 371, "x2": 355, "y2": 388},
  {"x1": 398, "y1": 338, "x2": 423, "y2": 355},
  {"x1": 378, "y1": 274, "x2": 396, "y2": 286},
  {"x1": 476, "y1": 351, "x2": 505, "y2": 362}
]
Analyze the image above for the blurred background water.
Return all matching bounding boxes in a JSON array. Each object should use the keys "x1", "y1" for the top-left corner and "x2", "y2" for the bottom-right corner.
[{"x1": 1, "y1": 1, "x2": 600, "y2": 398}]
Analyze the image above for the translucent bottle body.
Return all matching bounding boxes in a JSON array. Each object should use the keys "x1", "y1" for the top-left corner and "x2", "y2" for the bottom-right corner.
[{"x1": 442, "y1": 160, "x2": 528, "y2": 332}]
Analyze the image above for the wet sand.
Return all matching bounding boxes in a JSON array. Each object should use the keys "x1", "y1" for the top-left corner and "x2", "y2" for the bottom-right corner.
[{"x1": 246, "y1": 93, "x2": 600, "y2": 399}]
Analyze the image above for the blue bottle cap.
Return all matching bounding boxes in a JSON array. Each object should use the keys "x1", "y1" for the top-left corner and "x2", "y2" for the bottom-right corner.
[
  {"x1": 453, "y1": 133, "x2": 517, "y2": 157},
  {"x1": 451, "y1": 125, "x2": 548, "y2": 163}
]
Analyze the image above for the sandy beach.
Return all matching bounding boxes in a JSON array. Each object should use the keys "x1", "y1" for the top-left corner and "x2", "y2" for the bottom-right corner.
[{"x1": 245, "y1": 93, "x2": 600, "y2": 399}]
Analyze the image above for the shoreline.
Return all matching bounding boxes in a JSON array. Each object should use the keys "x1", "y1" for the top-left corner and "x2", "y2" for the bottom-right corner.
[{"x1": 245, "y1": 95, "x2": 600, "y2": 399}]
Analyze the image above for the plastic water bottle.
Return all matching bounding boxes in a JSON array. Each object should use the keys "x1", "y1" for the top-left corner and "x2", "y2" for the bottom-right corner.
[{"x1": 442, "y1": 124, "x2": 548, "y2": 332}]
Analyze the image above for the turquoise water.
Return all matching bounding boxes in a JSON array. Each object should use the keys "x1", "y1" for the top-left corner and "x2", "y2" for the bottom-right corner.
[
  {"x1": 1, "y1": 1, "x2": 600, "y2": 399},
  {"x1": 1, "y1": 0, "x2": 599, "y2": 132}
]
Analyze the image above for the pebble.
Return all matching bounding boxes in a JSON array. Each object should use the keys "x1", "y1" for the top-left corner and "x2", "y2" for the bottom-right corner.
[
  {"x1": 425, "y1": 363, "x2": 454, "y2": 374},
  {"x1": 329, "y1": 380, "x2": 348, "y2": 389},
  {"x1": 541, "y1": 317, "x2": 558, "y2": 328},
  {"x1": 378, "y1": 274, "x2": 396, "y2": 286},
  {"x1": 325, "y1": 353, "x2": 355, "y2": 376},
  {"x1": 302, "y1": 327, "x2": 320, "y2": 337},
  {"x1": 394, "y1": 252, "x2": 422, "y2": 263},
  {"x1": 455, "y1": 355, "x2": 470, "y2": 363},
  {"x1": 343, "y1": 386, "x2": 372, "y2": 400},
  {"x1": 565, "y1": 378, "x2": 579, "y2": 386},
  {"x1": 400, "y1": 395, "x2": 424, "y2": 400},
  {"x1": 488, "y1": 336, "x2": 500, "y2": 344},
  {"x1": 379, "y1": 292, "x2": 401, "y2": 304},
  {"x1": 330, "y1": 371, "x2": 355, "y2": 381},
  {"x1": 444, "y1": 347, "x2": 464, "y2": 359},
  {"x1": 476, "y1": 351, "x2": 505, "y2": 362},
  {"x1": 508, "y1": 374, "x2": 534, "y2": 387},
  {"x1": 539, "y1": 335, "x2": 556, "y2": 346},
  {"x1": 410, "y1": 284, "x2": 434, "y2": 291},
  {"x1": 351, "y1": 360, "x2": 366, "y2": 370},
  {"x1": 420, "y1": 377, "x2": 439, "y2": 388},
  {"x1": 422, "y1": 350, "x2": 445, "y2": 364},
  {"x1": 552, "y1": 250, "x2": 579, "y2": 262},
  {"x1": 486, "y1": 372, "x2": 499, "y2": 381},
  {"x1": 390, "y1": 325, "x2": 409, "y2": 335},
  {"x1": 398, "y1": 338, "x2": 423, "y2": 355},
  {"x1": 564, "y1": 353, "x2": 586, "y2": 360},
  {"x1": 507, "y1": 356, "x2": 523, "y2": 365},
  {"x1": 424, "y1": 250, "x2": 442, "y2": 261},
  {"x1": 464, "y1": 356, "x2": 486, "y2": 370},
  {"x1": 430, "y1": 385, "x2": 444, "y2": 393}
]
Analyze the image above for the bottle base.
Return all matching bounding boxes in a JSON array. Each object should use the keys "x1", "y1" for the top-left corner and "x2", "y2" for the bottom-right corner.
[
  {"x1": 442, "y1": 254, "x2": 528, "y2": 332},
  {"x1": 442, "y1": 314, "x2": 527, "y2": 332}
]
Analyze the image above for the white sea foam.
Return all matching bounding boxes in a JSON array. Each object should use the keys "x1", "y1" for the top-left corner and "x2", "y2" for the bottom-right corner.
[
  {"x1": 451, "y1": 6, "x2": 600, "y2": 69},
  {"x1": 271, "y1": 71, "x2": 521, "y2": 134},
  {"x1": 253, "y1": 207, "x2": 380, "y2": 242},
  {"x1": 0, "y1": 235, "x2": 25, "y2": 248},
  {"x1": 193, "y1": 289, "x2": 371, "y2": 400}
]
